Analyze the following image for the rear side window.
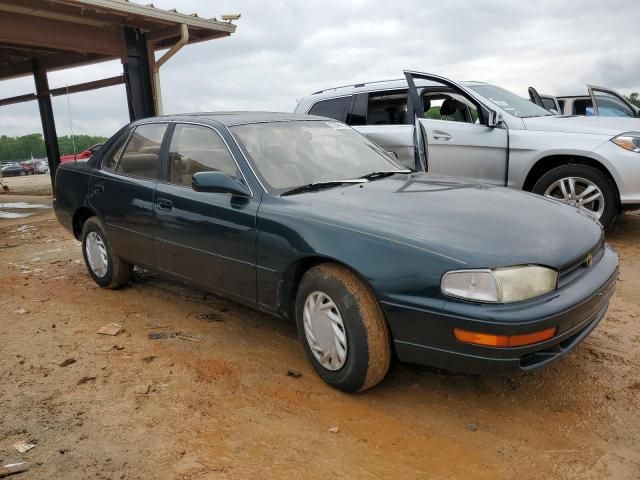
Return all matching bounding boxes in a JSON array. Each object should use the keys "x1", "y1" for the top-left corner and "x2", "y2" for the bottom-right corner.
[
  {"x1": 308, "y1": 96, "x2": 351, "y2": 121},
  {"x1": 115, "y1": 124, "x2": 167, "y2": 179},
  {"x1": 367, "y1": 90, "x2": 408, "y2": 125},
  {"x1": 168, "y1": 124, "x2": 238, "y2": 187}
]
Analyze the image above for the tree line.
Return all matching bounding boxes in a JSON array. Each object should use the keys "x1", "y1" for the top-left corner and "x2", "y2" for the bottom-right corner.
[
  {"x1": 626, "y1": 93, "x2": 640, "y2": 108},
  {"x1": 0, "y1": 133, "x2": 108, "y2": 162}
]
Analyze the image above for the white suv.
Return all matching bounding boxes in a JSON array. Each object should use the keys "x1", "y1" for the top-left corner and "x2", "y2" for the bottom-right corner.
[{"x1": 295, "y1": 71, "x2": 640, "y2": 228}]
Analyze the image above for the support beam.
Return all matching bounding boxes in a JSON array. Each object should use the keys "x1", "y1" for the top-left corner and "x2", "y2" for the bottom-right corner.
[
  {"x1": 49, "y1": 75, "x2": 125, "y2": 97},
  {"x1": 122, "y1": 27, "x2": 156, "y2": 121},
  {"x1": 33, "y1": 61, "x2": 60, "y2": 188},
  {"x1": 0, "y1": 76, "x2": 124, "y2": 108},
  {"x1": 0, "y1": 92, "x2": 37, "y2": 107}
]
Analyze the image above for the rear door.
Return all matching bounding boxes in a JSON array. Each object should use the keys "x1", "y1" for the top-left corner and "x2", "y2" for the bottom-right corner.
[
  {"x1": 404, "y1": 70, "x2": 508, "y2": 185},
  {"x1": 348, "y1": 90, "x2": 417, "y2": 169},
  {"x1": 153, "y1": 122, "x2": 259, "y2": 304},
  {"x1": 88, "y1": 123, "x2": 168, "y2": 268},
  {"x1": 588, "y1": 85, "x2": 639, "y2": 117}
]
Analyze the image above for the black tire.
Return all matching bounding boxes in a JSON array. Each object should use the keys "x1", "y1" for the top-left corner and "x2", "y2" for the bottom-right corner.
[
  {"x1": 295, "y1": 264, "x2": 391, "y2": 393},
  {"x1": 532, "y1": 164, "x2": 618, "y2": 229},
  {"x1": 81, "y1": 217, "x2": 132, "y2": 289}
]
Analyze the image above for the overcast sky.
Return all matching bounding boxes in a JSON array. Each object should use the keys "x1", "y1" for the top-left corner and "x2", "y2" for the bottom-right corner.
[{"x1": 1, "y1": 0, "x2": 639, "y2": 139}]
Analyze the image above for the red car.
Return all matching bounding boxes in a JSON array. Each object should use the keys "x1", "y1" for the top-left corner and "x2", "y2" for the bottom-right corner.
[
  {"x1": 59, "y1": 144, "x2": 103, "y2": 164},
  {"x1": 19, "y1": 161, "x2": 36, "y2": 174}
]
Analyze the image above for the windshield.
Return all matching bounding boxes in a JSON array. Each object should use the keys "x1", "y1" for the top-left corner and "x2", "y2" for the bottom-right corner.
[
  {"x1": 230, "y1": 120, "x2": 403, "y2": 193},
  {"x1": 467, "y1": 84, "x2": 553, "y2": 118}
]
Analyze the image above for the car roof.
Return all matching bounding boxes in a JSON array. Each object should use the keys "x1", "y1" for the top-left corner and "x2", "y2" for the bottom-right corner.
[{"x1": 138, "y1": 111, "x2": 330, "y2": 127}]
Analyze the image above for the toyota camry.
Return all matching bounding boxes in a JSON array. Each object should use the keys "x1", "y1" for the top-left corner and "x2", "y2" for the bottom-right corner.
[{"x1": 53, "y1": 113, "x2": 619, "y2": 392}]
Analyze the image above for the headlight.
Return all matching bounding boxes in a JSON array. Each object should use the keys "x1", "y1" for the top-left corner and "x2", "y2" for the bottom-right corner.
[
  {"x1": 441, "y1": 266, "x2": 558, "y2": 303},
  {"x1": 611, "y1": 132, "x2": 640, "y2": 153}
]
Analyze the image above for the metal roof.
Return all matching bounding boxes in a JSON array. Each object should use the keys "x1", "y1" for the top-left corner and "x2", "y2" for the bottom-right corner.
[{"x1": 0, "y1": 0, "x2": 238, "y2": 80}]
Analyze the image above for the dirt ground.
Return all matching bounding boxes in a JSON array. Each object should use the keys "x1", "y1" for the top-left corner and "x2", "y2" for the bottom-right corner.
[
  {"x1": 0, "y1": 174, "x2": 53, "y2": 196},
  {"x1": 1, "y1": 183, "x2": 639, "y2": 478}
]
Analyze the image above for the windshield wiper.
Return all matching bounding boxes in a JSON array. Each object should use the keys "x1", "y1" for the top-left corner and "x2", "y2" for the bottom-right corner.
[
  {"x1": 280, "y1": 179, "x2": 367, "y2": 197},
  {"x1": 358, "y1": 170, "x2": 412, "y2": 181}
]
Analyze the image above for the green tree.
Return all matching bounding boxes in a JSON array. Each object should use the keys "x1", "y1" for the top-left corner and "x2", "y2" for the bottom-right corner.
[
  {"x1": 0, "y1": 133, "x2": 107, "y2": 162},
  {"x1": 625, "y1": 92, "x2": 640, "y2": 108}
]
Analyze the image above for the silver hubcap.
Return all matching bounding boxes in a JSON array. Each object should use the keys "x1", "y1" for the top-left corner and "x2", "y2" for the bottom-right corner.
[
  {"x1": 85, "y1": 231, "x2": 108, "y2": 278},
  {"x1": 544, "y1": 177, "x2": 605, "y2": 219},
  {"x1": 303, "y1": 291, "x2": 347, "y2": 371}
]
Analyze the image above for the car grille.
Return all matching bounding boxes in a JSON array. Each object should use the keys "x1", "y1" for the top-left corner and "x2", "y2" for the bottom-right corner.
[{"x1": 557, "y1": 240, "x2": 605, "y2": 288}]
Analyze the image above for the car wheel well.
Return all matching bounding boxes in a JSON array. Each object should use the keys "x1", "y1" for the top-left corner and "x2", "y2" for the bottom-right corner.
[
  {"x1": 72, "y1": 207, "x2": 96, "y2": 240},
  {"x1": 523, "y1": 155, "x2": 620, "y2": 209},
  {"x1": 278, "y1": 256, "x2": 378, "y2": 321}
]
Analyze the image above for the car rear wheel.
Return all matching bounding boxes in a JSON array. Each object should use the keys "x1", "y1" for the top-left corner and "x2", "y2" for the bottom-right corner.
[
  {"x1": 532, "y1": 164, "x2": 618, "y2": 228},
  {"x1": 295, "y1": 264, "x2": 391, "y2": 392},
  {"x1": 81, "y1": 217, "x2": 132, "y2": 289}
]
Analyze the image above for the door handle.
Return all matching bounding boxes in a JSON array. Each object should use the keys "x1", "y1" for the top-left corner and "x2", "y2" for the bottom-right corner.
[
  {"x1": 156, "y1": 198, "x2": 172, "y2": 211},
  {"x1": 93, "y1": 185, "x2": 104, "y2": 194},
  {"x1": 433, "y1": 130, "x2": 452, "y2": 141}
]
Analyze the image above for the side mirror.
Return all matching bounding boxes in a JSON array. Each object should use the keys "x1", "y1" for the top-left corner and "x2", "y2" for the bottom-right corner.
[
  {"x1": 486, "y1": 109, "x2": 504, "y2": 128},
  {"x1": 192, "y1": 171, "x2": 251, "y2": 197}
]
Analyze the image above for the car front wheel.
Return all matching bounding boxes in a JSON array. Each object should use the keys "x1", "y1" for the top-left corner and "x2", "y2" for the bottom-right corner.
[
  {"x1": 81, "y1": 217, "x2": 132, "y2": 289},
  {"x1": 295, "y1": 264, "x2": 391, "y2": 392},
  {"x1": 532, "y1": 164, "x2": 618, "y2": 228}
]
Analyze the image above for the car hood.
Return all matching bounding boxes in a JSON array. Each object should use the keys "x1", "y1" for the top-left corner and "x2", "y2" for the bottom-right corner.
[
  {"x1": 280, "y1": 173, "x2": 603, "y2": 269},
  {"x1": 522, "y1": 115, "x2": 640, "y2": 135}
]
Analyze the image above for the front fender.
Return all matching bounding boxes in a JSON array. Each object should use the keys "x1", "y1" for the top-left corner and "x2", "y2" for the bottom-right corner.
[
  {"x1": 255, "y1": 200, "x2": 456, "y2": 316},
  {"x1": 507, "y1": 128, "x2": 613, "y2": 189}
]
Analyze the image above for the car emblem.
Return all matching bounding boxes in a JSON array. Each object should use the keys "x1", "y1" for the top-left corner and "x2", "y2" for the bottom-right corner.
[{"x1": 586, "y1": 253, "x2": 593, "y2": 268}]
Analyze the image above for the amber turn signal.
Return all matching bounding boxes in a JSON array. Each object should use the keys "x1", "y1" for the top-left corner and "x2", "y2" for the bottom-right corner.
[{"x1": 453, "y1": 327, "x2": 557, "y2": 348}]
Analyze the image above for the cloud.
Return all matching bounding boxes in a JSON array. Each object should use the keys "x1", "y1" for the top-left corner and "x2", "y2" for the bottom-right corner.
[{"x1": 1, "y1": 0, "x2": 639, "y2": 138}]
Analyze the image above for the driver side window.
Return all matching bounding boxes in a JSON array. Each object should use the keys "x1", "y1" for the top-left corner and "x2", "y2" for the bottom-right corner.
[
  {"x1": 423, "y1": 93, "x2": 479, "y2": 124},
  {"x1": 168, "y1": 124, "x2": 238, "y2": 187}
]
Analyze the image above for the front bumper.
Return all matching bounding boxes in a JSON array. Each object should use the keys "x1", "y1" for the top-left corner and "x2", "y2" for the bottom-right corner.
[
  {"x1": 592, "y1": 141, "x2": 640, "y2": 206},
  {"x1": 381, "y1": 245, "x2": 619, "y2": 374}
]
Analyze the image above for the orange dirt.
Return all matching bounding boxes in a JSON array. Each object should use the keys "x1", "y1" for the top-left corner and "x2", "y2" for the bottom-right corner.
[{"x1": 1, "y1": 194, "x2": 639, "y2": 479}]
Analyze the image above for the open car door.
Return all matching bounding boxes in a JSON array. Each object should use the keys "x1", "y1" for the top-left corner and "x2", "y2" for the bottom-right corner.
[
  {"x1": 528, "y1": 87, "x2": 560, "y2": 114},
  {"x1": 403, "y1": 70, "x2": 508, "y2": 186},
  {"x1": 528, "y1": 87, "x2": 544, "y2": 108},
  {"x1": 588, "y1": 85, "x2": 639, "y2": 117}
]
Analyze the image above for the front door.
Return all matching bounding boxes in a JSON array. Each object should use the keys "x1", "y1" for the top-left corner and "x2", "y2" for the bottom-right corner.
[
  {"x1": 88, "y1": 122, "x2": 168, "y2": 268},
  {"x1": 588, "y1": 85, "x2": 639, "y2": 117},
  {"x1": 405, "y1": 70, "x2": 509, "y2": 185},
  {"x1": 153, "y1": 123, "x2": 259, "y2": 304}
]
